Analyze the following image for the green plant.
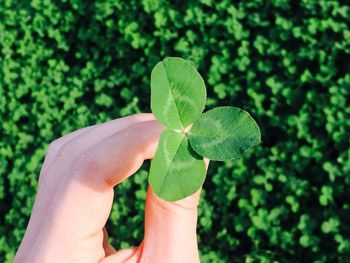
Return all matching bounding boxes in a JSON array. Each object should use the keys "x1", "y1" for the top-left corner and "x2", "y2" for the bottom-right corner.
[
  {"x1": 1, "y1": 0, "x2": 349, "y2": 261},
  {"x1": 149, "y1": 57, "x2": 260, "y2": 201}
]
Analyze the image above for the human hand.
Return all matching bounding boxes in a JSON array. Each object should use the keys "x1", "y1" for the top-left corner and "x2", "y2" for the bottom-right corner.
[{"x1": 15, "y1": 113, "x2": 209, "y2": 263}]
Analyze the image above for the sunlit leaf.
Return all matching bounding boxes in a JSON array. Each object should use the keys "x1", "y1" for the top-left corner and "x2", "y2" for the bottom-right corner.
[
  {"x1": 151, "y1": 57, "x2": 206, "y2": 130},
  {"x1": 188, "y1": 107, "x2": 261, "y2": 160},
  {"x1": 149, "y1": 130, "x2": 206, "y2": 201}
]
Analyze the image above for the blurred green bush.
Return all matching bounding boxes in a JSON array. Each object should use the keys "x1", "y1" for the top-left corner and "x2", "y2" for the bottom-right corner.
[{"x1": 1, "y1": 0, "x2": 349, "y2": 262}]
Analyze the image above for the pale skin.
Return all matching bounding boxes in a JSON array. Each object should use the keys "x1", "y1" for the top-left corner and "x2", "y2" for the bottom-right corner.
[{"x1": 15, "y1": 113, "x2": 209, "y2": 263}]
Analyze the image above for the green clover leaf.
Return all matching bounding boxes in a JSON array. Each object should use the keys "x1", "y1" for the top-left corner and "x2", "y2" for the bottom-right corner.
[
  {"x1": 148, "y1": 130, "x2": 206, "y2": 201},
  {"x1": 188, "y1": 107, "x2": 261, "y2": 161},
  {"x1": 151, "y1": 57, "x2": 206, "y2": 130},
  {"x1": 149, "y1": 57, "x2": 261, "y2": 201}
]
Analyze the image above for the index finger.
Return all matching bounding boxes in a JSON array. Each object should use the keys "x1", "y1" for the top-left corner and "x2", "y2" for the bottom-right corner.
[{"x1": 28, "y1": 120, "x2": 164, "y2": 260}]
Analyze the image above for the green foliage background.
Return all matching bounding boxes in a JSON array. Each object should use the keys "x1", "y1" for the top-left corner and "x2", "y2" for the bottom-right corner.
[{"x1": 1, "y1": 0, "x2": 349, "y2": 262}]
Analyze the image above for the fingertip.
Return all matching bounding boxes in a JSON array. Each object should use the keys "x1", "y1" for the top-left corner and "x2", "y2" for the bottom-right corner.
[
  {"x1": 132, "y1": 113, "x2": 157, "y2": 122},
  {"x1": 128, "y1": 120, "x2": 164, "y2": 159},
  {"x1": 204, "y1": 158, "x2": 210, "y2": 170},
  {"x1": 131, "y1": 119, "x2": 164, "y2": 136}
]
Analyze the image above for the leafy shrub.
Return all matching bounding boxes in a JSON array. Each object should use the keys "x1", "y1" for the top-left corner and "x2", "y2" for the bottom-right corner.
[{"x1": 0, "y1": 0, "x2": 349, "y2": 262}]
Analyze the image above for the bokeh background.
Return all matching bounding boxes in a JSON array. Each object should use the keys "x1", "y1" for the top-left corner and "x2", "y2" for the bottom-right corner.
[{"x1": 1, "y1": 0, "x2": 350, "y2": 262}]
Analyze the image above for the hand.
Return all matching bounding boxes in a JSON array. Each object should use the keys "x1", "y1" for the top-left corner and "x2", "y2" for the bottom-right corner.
[{"x1": 15, "y1": 113, "x2": 208, "y2": 263}]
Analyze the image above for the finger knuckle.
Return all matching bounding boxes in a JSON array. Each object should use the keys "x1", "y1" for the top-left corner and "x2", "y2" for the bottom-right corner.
[
  {"x1": 47, "y1": 139, "x2": 64, "y2": 155},
  {"x1": 133, "y1": 112, "x2": 148, "y2": 119},
  {"x1": 54, "y1": 141, "x2": 80, "y2": 165},
  {"x1": 38, "y1": 171, "x2": 48, "y2": 187},
  {"x1": 72, "y1": 151, "x2": 102, "y2": 182}
]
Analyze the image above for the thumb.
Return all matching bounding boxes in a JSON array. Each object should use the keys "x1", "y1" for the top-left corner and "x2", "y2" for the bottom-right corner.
[{"x1": 140, "y1": 159, "x2": 209, "y2": 263}]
